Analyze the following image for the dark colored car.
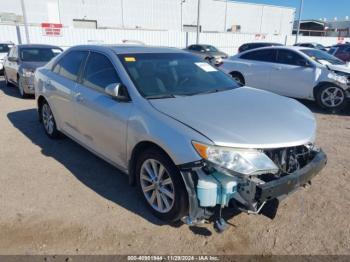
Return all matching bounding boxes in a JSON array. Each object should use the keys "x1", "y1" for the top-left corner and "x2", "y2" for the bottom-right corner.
[
  {"x1": 184, "y1": 44, "x2": 228, "y2": 65},
  {"x1": 3, "y1": 44, "x2": 62, "y2": 98},
  {"x1": 328, "y1": 44, "x2": 350, "y2": 62},
  {"x1": 238, "y1": 42, "x2": 283, "y2": 53},
  {"x1": 294, "y1": 42, "x2": 327, "y2": 51}
]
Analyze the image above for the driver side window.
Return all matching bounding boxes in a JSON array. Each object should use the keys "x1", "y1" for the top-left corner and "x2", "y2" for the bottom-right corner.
[
  {"x1": 276, "y1": 50, "x2": 307, "y2": 66},
  {"x1": 82, "y1": 52, "x2": 121, "y2": 92}
]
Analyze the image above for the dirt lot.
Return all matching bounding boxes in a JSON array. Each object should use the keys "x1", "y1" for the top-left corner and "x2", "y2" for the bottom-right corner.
[{"x1": 0, "y1": 77, "x2": 349, "y2": 255}]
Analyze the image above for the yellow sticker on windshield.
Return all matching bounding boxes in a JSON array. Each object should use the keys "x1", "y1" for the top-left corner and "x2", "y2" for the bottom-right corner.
[{"x1": 125, "y1": 57, "x2": 136, "y2": 62}]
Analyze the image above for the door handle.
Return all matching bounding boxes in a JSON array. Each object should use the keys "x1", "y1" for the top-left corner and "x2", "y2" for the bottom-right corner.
[
  {"x1": 75, "y1": 93, "x2": 84, "y2": 103},
  {"x1": 45, "y1": 79, "x2": 54, "y2": 89}
]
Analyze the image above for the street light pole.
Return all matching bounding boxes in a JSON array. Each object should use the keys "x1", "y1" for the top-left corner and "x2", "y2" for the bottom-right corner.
[
  {"x1": 121, "y1": 0, "x2": 124, "y2": 28},
  {"x1": 223, "y1": 0, "x2": 228, "y2": 32},
  {"x1": 196, "y1": 0, "x2": 201, "y2": 44},
  {"x1": 295, "y1": 0, "x2": 304, "y2": 44},
  {"x1": 180, "y1": 0, "x2": 185, "y2": 32},
  {"x1": 20, "y1": 0, "x2": 30, "y2": 43}
]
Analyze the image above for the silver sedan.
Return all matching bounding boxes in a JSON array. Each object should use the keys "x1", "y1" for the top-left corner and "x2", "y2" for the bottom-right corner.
[{"x1": 34, "y1": 45, "x2": 326, "y2": 228}]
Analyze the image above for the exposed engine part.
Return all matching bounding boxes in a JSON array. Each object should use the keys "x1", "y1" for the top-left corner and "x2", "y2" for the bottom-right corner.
[{"x1": 264, "y1": 144, "x2": 316, "y2": 178}]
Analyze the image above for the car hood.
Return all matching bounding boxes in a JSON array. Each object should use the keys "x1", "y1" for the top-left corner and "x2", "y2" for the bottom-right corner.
[
  {"x1": 20, "y1": 61, "x2": 48, "y2": 71},
  {"x1": 327, "y1": 63, "x2": 350, "y2": 74},
  {"x1": 150, "y1": 87, "x2": 316, "y2": 149}
]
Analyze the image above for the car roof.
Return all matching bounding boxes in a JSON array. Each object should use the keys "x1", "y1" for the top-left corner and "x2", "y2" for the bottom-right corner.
[
  {"x1": 236, "y1": 45, "x2": 317, "y2": 57},
  {"x1": 240, "y1": 45, "x2": 312, "y2": 53},
  {"x1": 332, "y1": 43, "x2": 350, "y2": 47},
  {"x1": 295, "y1": 42, "x2": 319, "y2": 45},
  {"x1": 69, "y1": 44, "x2": 186, "y2": 54},
  {"x1": 243, "y1": 42, "x2": 282, "y2": 45},
  {"x1": 16, "y1": 44, "x2": 62, "y2": 49}
]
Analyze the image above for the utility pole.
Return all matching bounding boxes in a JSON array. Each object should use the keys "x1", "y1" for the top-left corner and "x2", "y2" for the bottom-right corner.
[
  {"x1": 295, "y1": 0, "x2": 304, "y2": 44},
  {"x1": 180, "y1": 0, "x2": 185, "y2": 32},
  {"x1": 223, "y1": 0, "x2": 228, "y2": 32},
  {"x1": 196, "y1": 0, "x2": 201, "y2": 44},
  {"x1": 20, "y1": 0, "x2": 30, "y2": 44},
  {"x1": 121, "y1": 0, "x2": 124, "y2": 28}
]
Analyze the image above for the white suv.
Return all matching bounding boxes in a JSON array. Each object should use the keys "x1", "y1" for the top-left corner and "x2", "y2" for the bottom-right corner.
[{"x1": 221, "y1": 46, "x2": 350, "y2": 111}]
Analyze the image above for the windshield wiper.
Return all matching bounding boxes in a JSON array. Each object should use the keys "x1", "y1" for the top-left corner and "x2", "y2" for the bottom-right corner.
[
  {"x1": 145, "y1": 94, "x2": 176, "y2": 100},
  {"x1": 185, "y1": 88, "x2": 231, "y2": 96}
]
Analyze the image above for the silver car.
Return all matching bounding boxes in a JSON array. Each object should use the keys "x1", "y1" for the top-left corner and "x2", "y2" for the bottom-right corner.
[
  {"x1": 3, "y1": 44, "x2": 62, "y2": 98},
  {"x1": 220, "y1": 46, "x2": 350, "y2": 112},
  {"x1": 34, "y1": 45, "x2": 326, "y2": 230}
]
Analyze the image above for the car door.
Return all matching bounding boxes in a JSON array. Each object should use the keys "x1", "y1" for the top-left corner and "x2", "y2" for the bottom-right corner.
[
  {"x1": 73, "y1": 51, "x2": 132, "y2": 168},
  {"x1": 238, "y1": 48, "x2": 277, "y2": 89},
  {"x1": 47, "y1": 50, "x2": 88, "y2": 138},
  {"x1": 269, "y1": 49, "x2": 316, "y2": 99}
]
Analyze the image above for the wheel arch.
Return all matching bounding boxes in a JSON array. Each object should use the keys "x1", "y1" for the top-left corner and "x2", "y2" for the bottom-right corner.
[
  {"x1": 229, "y1": 71, "x2": 245, "y2": 85},
  {"x1": 128, "y1": 140, "x2": 176, "y2": 186},
  {"x1": 37, "y1": 95, "x2": 47, "y2": 122}
]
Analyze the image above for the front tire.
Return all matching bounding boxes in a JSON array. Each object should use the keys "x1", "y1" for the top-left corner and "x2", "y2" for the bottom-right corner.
[
  {"x1": 136, "y1": 148, "x2": 188, "y2": 222},
  {"x1": 18, "y1": 76, "x2": 28, "y2": 98},
  {"x1": 316, "y1": 84, "x2": 348, "y2": 112},
  {"x1": 40, "y1": 101, "x2": 60, "y2": 139}
]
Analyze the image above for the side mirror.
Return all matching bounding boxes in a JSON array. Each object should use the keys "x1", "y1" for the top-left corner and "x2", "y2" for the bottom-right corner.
[
  {"x1": 8, "y1": 57, "x2": 18, "y2": 62},
  {"x1": 105, "y1": 83, "x2": 130, "y2": 102}
]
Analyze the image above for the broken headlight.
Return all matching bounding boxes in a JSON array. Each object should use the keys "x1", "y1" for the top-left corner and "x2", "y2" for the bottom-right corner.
[
  {"x1": 328, "y1": 71, "x2": 349, "y2": 85},
  {"x1": 192, "y1": 141, "x2": 279, "y2": 175}
]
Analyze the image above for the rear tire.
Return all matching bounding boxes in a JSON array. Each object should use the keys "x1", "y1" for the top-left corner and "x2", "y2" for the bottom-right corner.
[
  {"x1": 315, "y1": 84, "x2": 348, "y2": 113},
  {"x1": 40, "y1": 100, "x2": 60, "y2": 139},
  {"x1": 136, "y1": 148, "x2": 188, "y2": 222}
]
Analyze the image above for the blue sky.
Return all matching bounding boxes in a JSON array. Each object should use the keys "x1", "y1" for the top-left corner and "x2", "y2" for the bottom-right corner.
[{"x1": 238, "y1": 0, "x2": 350, "y2": 20}]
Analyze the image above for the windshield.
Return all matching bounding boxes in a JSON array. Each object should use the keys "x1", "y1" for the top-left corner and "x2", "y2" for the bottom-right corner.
[
  {"x1": 202, "y1": 45, "x2": 218, "y2": 52},
  {"x1": 301, "y1": 49, "x2": 345, "y2": 65},
  {"x1": 20, "y1": 47, "x2": 62, "y2": 62},
  {"x1": 0, "y1": 44, "x2": 11, "y2": 53},
  {"x1": 119, "y1": 53, "x2": 239, "y2": 98}
]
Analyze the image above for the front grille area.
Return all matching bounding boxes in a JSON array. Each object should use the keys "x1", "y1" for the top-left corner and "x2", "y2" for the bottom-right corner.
[{"x1": 261, "y1": 145, "x2": 316, "y2": 182}]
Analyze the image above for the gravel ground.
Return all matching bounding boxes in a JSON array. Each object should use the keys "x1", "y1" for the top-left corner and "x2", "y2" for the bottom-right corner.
[{"x1": 0, "y1": 77, "x2": 349, "y2": 255}]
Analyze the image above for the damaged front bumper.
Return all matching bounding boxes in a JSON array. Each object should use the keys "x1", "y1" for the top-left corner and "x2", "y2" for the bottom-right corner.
[
  {"x1": 179, "y1": 149, "x2": 327, "y2": 224},
  {"x1": 256, "y1": 150, "x2": 327, "y2": 203}
]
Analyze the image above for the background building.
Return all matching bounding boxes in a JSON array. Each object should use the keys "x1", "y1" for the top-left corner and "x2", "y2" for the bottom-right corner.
[
  {"x1": 0, "y1": 0, "x2": 295, "y2": 35},
  {"x1": 293, "y1": 19, "x2": 350, "y2": 37}
]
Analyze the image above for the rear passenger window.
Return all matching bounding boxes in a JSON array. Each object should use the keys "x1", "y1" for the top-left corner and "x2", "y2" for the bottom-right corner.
[
  {"x1": 240, "y1": 49, "x2": 276, "y2": 63},
  {"x1": 82, "y1": 52, "x2": 120, "y2": 92},
  {"x1": 53, "y1": 51, "x2": 87, "y2": 81}
]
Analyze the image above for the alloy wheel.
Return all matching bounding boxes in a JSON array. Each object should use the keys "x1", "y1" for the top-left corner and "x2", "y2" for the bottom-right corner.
[
  {"x1": 140, "y1": 159, "x2": 175, "y2": 213},
  {"x1": 42, "y1": 103, "x2": 55, "y2": 135},
  {"x1": 321, "y1": 86, "x2": 345, "y2": 108}
]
